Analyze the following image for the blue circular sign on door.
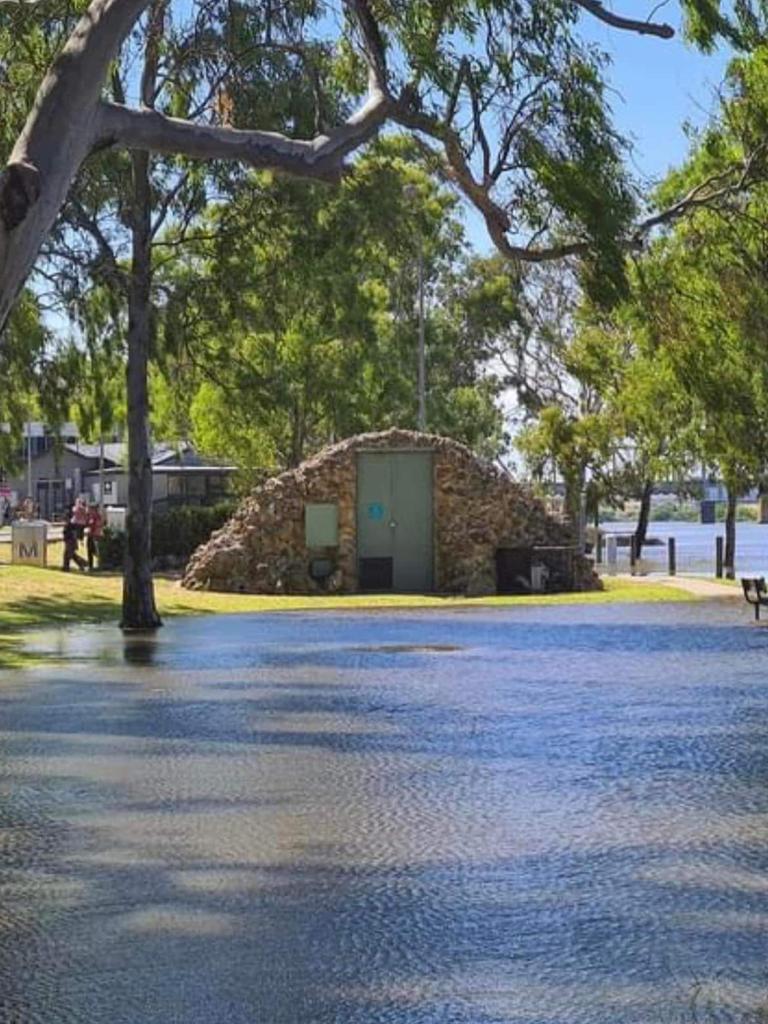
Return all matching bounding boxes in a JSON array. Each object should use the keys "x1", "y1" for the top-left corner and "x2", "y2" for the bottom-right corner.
[{"x1": 367, "y1": 502, "x2": 385, "y2": 521}]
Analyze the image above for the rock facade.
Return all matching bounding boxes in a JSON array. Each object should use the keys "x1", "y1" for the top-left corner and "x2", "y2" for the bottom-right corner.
[{"x1": 182, "y1": 429, "x2": 599, "y2": 595}]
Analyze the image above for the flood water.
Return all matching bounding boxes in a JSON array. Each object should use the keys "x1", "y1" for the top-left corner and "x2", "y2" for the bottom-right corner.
[
  {"x1": 601, "y1": 520, "x2": 768, "y2": 575},
  {"x1": 2, "y1": 602, "x2": 768, "y2": 1023}
]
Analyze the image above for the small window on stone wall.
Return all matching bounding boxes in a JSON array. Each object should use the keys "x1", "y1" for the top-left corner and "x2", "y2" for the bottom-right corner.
[{"x1": 305, "y1": 503, "x2": 339, "y2": 547}]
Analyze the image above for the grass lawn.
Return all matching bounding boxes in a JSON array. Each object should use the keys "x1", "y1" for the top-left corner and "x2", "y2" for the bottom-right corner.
[{"x1": 0, "y1": 562, "x2": 699, "y2": 669}]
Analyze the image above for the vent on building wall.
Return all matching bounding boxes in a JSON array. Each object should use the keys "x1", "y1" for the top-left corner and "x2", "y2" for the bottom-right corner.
[{"x1": 359, "y1": 557, "x2": 393, "y2": 591}]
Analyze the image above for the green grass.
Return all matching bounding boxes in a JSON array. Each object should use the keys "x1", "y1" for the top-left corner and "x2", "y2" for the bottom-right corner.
[{"x1": 0, "y1": 563, "x2": 697, "y2": 670}]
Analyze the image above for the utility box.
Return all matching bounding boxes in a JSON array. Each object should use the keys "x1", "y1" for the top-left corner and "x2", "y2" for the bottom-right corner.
[
  {"x1": 11, "y1": 520, "x2": 47, "y2": 567},
  {"x1": 106, "y1": 506, "x2": 127, "y2": 532},
  {"x1": 305, "y1": 503, "x2": 338, "y2": 547}
]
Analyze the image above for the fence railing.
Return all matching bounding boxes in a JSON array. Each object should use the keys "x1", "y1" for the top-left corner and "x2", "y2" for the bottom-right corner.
[{"x1": 593, "y1": 533, "x2": 738, "y2": 577}]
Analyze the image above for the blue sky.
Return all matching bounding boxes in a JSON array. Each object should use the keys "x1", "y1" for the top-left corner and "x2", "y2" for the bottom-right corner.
[
  {"x1": 583, "y1": 12, "x2": 731, "y2": 181},
  {"x1": 466, "y1": 10, "x2": 732, "y2": 253}
]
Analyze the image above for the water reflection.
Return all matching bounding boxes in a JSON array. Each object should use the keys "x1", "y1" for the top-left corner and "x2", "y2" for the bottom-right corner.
[
  {"x1": 123, "y1": 635, "x2": 161, "y2": 666},
  {"x1": 1, "y1": 602, "x2": 767, "y2": 1023}
]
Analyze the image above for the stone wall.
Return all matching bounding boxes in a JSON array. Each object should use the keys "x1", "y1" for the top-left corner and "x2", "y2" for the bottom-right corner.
[{"x1": 181, "y1": 429, "x2": 599, "y2": 595}]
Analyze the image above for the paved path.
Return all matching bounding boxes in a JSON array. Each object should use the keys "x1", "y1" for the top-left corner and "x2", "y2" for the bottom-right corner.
[{"x1": 613, "y1": 573, "x2": 741, "y2": 598}]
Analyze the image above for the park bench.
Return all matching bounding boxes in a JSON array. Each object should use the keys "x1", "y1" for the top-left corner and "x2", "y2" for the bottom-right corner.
[{"x1": 741, "y1": 577, "x2": 768, "y2": 620}]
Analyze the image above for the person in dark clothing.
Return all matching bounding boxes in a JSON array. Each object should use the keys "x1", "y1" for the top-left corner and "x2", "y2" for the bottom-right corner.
[
  {"x1": 62, "y1": 506, "x2": 87, "y2": 572},
  {"x1": 85, "y1": 503, "x2": 104, "y2": 571}
]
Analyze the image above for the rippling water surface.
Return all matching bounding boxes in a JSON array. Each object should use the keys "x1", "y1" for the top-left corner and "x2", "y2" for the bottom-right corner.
[{"x1": 2, "y1": 601, "x2": 768, "y2": 1023}]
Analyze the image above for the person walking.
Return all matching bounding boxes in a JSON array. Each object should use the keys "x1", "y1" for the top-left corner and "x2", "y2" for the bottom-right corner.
[
  {"x1": 62, "y1": 506, "x2": 87, "y2": 572},
  {"x1": 72, "y1": 496, "x2": 88, "y2": 540},
  {"x1": 85, "y1": 503, "x2": 104, "y2": 571}
]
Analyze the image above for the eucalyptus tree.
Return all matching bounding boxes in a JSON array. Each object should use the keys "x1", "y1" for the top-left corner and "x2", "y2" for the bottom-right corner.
[
  {"x1": 152, "y1": 146, "x2": 507, "y2": 474},
  {"x1": 517, "y1": 402, "x2": 616, "y2": 535},
  {"x1": 39, "y1": 0, "x2": 352, "y2": 627},
  {"x1": 0, "y1": 0, "x2": 704, "y2": 346},
  {"x1": 642, "y1": 213, "x2": 768, "y2": 577},
  {"x1": 568, "y1": 294, "x2": 699, "y2": 557}
]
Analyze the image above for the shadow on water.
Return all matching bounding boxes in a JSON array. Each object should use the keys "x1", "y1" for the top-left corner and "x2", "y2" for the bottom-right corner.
[
  {"x1": 123, "y1": 634, "x2": 162, "y2": 666},
  {"x1": 2, "y1": 605, "x2": 768, "y2": 1022}
]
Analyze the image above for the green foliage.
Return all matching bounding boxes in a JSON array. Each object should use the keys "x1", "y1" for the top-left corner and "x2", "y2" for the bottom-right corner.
[
  {"x1": 99, "y1": 502, "x2": 236, "y2": 569},
  {"x1": 97, "y1": 526, "x2": 126, "y2": 571},
  {"x1": 153, "y1": 144, "x2": 508, "y2": 468},
  {"x1": 648, "y1": 500, "x2": 700, "y2": 522},
  {"x1": 0, "y1": 292, "x2": 59, "y2": 470},
  {"x1": 151, "y1": 502, "x2": 237, "y2": 563}
]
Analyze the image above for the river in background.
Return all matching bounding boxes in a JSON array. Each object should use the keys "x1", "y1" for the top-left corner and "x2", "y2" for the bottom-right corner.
[
  {"x1": 2, "y1": 603, "x2": 768, "y2": 1023},
  {"x1": 600, "y1": 520, "x2": 768, "y2": 575}
]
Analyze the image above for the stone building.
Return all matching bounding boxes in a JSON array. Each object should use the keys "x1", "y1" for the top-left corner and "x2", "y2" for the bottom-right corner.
[{"x1": 182, "y1": 429, "x2": 598, "y2": 596}]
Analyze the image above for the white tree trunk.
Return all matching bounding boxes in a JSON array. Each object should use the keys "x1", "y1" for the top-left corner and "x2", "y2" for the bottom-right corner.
[{"x1": 0, "y1": 0, "x2": 152, "y2": 329}]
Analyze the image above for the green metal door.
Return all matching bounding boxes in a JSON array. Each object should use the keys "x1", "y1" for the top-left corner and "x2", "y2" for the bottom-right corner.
[{"x1": 357, "y1": 452, "x2": 433, "y2": 592}]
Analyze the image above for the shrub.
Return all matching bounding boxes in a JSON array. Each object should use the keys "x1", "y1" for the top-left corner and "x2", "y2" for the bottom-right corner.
[
  {"x1": 98, "y1": 525, "x2": 126, "y2": 570},
  {"x1": 97, "y1": 501, "x2": 236, "y2": 571},
  {"x1": 151, "y1": 502, "x2": 236, "y2": 560}
]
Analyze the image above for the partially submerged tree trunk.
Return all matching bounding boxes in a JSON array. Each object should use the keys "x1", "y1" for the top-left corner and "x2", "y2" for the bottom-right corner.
[
  {"x1": 633, "y1": 479, "x2": 653, "y2": 561},
  {"x1": 724, "y1": 486, "x2": 737, "y2": 580},
  {"x1": 120, "y1": 147, "x2": 161, "y2": 630}
]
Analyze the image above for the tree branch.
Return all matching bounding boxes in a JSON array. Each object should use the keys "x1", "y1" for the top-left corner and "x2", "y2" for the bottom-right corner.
[
  {"x1": 632, "y1": 149, "x2": 768, "y2": 238},
  {"x1": 347, "y1": 0, "x2": 389, "y2": 91},
  {"x1": 95, "y1": 83, "x2": 390, "y2": 181},
  {"x1": 573, "y1": 0, "x2": 674, "y2": 39},
  {"x1": 396, "y1": 102, "x2": 589, "y2": 262}
]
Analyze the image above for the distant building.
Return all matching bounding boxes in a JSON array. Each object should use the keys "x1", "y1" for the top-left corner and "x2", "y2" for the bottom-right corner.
[
  {"x1": 82, "y1": 445, "x2": 237, "y2": 513},
  {"x1": 0, "y1": 426, "x2": 236, "y2": 519}
]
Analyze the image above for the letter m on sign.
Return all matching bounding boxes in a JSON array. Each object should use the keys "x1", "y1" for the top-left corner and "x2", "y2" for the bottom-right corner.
[{"x1": 19, "y1": 542, "x2": 38, "y2": 559}]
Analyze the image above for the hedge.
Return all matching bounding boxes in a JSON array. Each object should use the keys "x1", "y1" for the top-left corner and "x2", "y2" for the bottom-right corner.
[{"x1": 99, "y1": 501, "x2": 236, "y2": 570}]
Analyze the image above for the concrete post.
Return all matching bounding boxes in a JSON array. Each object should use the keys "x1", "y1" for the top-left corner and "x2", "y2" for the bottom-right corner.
[{"x1": 606, "y1": 535, "x2": 617, "y2": 576}]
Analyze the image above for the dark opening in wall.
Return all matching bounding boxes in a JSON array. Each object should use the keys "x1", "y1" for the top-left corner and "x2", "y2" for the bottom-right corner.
[
  {"x1": 359, "y1": 556, "x2": 394, "y2": 591},
  {"x1": 495, "y1": 547, "x2": 533, "y2": 594}
]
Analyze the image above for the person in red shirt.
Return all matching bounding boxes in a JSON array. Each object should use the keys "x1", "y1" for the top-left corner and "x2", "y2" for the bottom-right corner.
[{"x1": 85, "y1": 503, "x2": 104, "y2": 571}]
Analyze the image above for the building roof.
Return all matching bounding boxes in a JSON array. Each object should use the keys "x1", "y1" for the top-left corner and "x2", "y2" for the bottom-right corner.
[
  {"x1": 27, "y1": 445, "x2": 94, "y2": 464},
  {"x1": 64, "y1": 442, "x2": 124, "y2": 465},
  {"x1": 84, "y1": 463, "x2": 237, "y2": 476},
  {"x1": 67, "y1": 441, "x2": 234, "y2": 469}
]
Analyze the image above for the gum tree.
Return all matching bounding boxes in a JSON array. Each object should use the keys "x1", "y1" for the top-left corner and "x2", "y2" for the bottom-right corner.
[
  {"x1": 0, "y1": 0, "x2": 728, "y2": 627},
  {"x1": 0, "y1": 0, "x2": 681, "y2": 341}
]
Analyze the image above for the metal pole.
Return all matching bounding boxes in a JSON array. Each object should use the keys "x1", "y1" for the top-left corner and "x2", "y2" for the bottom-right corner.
[
  {"x1": 26, "y1": 421, "x2": 32, "y2": 501},
  {"x1": 715, "y1": 535, "x2": 724, "y2": 578},
  {"x1": 416, "y1": 236, "x2": 426, "y2": 432},
  {"x1": 668, "y1": 537, "x2": 676, "y2": 576},
  {"x1": 99, "y1": 435, "x2": 105, "y2": 514}
]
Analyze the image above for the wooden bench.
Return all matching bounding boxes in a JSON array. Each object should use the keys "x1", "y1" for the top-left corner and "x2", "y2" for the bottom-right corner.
[{"x1": 742, "y1": 577, "x2": 768, "y2": 620}]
